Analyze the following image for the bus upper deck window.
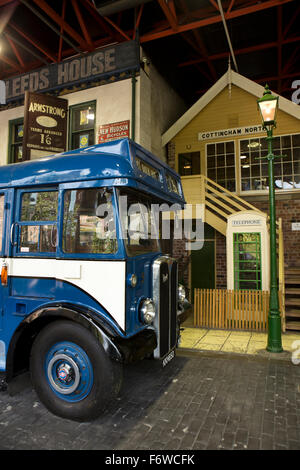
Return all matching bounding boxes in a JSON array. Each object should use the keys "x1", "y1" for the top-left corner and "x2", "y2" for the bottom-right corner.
[{"x1": 63, "y1": 188, "x2": 117, "y2": 255}]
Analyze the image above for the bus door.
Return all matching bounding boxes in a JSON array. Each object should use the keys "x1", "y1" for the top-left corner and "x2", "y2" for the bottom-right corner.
[{"x1": 0, "y1": 189, "x2": 11, "y2": 371}]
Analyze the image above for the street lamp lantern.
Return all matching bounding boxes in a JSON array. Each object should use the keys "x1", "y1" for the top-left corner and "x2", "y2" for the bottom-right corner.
[
  {"x1": 257, "y1": 84, "x2": 283, "y2": 353},
  {"x1": 257, "y1": 84, "x2": 279, "y2": 129}
]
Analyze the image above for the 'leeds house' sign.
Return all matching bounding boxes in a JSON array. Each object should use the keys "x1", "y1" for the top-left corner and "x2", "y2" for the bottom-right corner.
[{"x1": 4, "y1": 41, "x2": 140, "y2": 104}]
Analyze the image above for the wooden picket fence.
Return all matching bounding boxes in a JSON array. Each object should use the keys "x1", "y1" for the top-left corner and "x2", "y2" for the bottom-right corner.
[{"x1": 194, "y1": 288, "x2": 284, "y2": 332}]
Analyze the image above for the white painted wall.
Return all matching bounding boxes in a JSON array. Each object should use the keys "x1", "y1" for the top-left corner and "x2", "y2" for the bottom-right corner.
[
  {"x1": 0, "y1": 67, "x2": 185, "y2": 166},
  {"x1": 0, "y1": 78, "x2": 134, "y2": 166},
  {"x1": 137, "y1": 58, "x2": 187, "y2": 162}
]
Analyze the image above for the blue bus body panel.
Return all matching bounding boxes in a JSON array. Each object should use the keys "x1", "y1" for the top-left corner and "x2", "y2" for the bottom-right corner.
[
  {"x1": 0, "y1": 138, "x2": 185, "y2": 207},
  {"x1": 0, "y1": 138, "x2": 185, "y2": 371}
]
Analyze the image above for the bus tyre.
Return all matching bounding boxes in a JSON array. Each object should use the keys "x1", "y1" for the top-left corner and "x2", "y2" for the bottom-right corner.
[{"x1": 30, "y1": 320, "x2": 122, "y2": 422}]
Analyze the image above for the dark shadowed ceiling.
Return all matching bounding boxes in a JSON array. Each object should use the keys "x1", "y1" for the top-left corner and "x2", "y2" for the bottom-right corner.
[{"x1": 0, "y1": 0, "x2": 299, "y2": 106}]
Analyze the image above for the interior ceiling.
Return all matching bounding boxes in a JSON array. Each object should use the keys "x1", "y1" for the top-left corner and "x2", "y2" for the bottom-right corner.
[{"x1": 0, "y1": 0, "x2": 299, "y2": 106}]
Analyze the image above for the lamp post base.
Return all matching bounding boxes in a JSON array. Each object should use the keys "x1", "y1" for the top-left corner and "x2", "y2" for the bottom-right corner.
[{"x1": 267, "y1": 313, "x2": 283, "y2": 353}]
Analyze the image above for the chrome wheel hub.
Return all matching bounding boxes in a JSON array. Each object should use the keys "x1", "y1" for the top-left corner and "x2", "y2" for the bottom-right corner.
[{"x1": 47, "y1": 353, "x2": 80, "y2": 395}]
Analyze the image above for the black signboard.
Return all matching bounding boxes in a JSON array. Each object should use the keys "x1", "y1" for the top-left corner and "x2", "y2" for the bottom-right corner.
[
  {"x1": 5, "y1": 41, "x2": 139, "y2": 104},
  {"x1": 23, "y1": 91, "x2": 68, "y2": 160}
]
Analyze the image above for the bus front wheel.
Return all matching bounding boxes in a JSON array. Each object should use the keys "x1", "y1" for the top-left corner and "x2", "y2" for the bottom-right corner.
[{"x1": 30, "y1": 320, "x2": 122, "y2": 421}]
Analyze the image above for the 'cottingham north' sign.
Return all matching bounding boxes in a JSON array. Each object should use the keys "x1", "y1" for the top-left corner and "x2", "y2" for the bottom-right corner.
[
  {"x1": 4, "y1": 41, "x2": 139, "y2": 104},
  {"x1": 198, "y1": 125, "x2": 264, "y2": 141}
]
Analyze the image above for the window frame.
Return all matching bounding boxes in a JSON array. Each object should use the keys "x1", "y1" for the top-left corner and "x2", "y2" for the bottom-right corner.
[
  {"x1": 238, "y1": 132, "x2": 300, "y2": 195},
  {"x1": 205, "y1": 140, "x2": 237, "y2": 192},
  {"x1": 0, "y1": 192, "x2": 7, "y2": 256},
  {"x1": 14, "y1": 188, "x2": 59, "y2": 258},
  {"x1": 178, "y1": 151, "x2": 201, "y2": 176},
  {"x1": 8, "y1": 117, "x2": 24, "y2": 164},
  {"x1": 68, "y1": 100, "x2": 96, "y2": 151},
  {"x1": 233, "y1": 232, "x2": 262, "y2": 291},
  {"x1": 57, "y1": 182, "x2": 125, "y2": 260}
]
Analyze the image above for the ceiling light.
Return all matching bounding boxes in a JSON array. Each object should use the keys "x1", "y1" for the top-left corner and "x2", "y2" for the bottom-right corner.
[{"x1": 247, "y1": 142, "x2": 261, "y2": 148}]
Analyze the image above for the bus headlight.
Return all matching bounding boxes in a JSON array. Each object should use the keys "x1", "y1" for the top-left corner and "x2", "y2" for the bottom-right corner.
[
  {"x1": 140, "y1": 298, "x2": 156, "y2": 325},
  {"x1": 178, "y1": 284, "x2": 186, "y2": 302}
]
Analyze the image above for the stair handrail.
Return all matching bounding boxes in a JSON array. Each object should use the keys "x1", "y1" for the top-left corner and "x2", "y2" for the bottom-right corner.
[{"x1": 202, "y1": 174, "x2": 266, "y2": 216}]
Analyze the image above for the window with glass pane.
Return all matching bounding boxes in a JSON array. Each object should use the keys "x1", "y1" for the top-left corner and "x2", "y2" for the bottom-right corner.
[
  {"x1": 19, "y1": 191, "x2": 58, "y2": 254},
  {"x1": 166, "y1": 173, "x2": 180, "y2": 194},
  {"x1": 206, "y1": 141, "x2": 235, "y2": 191},
  {"x1": 9, "y1": 118, "x2": 24, "y2": 163},
  {"x1": 178, "y1": 152, "x2": 200, "y2": 176},
  {"x1": 69, "y1": 101, "x2": 96, "y2": 150},
  {"x1": 136, "y1": 157, "x2": 160, "y2": 181},
  {"x1": 63, "y1": 188, "x2": 117, "y2": 254},
  {"x1": 233, "y1": 232, "x2": 261, "y2": 290},
  {"x1": 21, "y1": 192, "x2": 58, "y2": 221},
  {"x1": 240, "y1": 133, "x2": 300, "y2": 191}
]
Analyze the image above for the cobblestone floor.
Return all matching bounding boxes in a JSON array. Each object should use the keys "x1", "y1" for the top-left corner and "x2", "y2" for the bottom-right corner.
[{"x1": 0, "y1": 350, "x2": 300, "y2": 451}]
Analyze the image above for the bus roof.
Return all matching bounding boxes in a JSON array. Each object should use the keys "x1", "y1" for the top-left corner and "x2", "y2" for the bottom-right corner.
[{"x1": 0, "y1": 138, "x2": 185, "y2": 206}]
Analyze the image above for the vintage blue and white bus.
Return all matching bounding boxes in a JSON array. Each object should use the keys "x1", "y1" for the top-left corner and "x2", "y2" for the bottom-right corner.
[{"x1": 0, "y1": 138, "x2": 189, "y2": 421}]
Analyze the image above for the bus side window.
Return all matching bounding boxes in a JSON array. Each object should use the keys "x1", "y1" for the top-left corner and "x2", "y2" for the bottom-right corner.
[{"x1": 18, "y1": 191, "x2": 58, "y2": 254}]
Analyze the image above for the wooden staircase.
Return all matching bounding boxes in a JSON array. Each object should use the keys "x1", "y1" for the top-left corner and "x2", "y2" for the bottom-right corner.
[
  {"x1": 181, "y1": 174, "x2": 265, "y2": 235},
  {"x1": 285, "y1": 267, "x2": 300, "y2": 331}
]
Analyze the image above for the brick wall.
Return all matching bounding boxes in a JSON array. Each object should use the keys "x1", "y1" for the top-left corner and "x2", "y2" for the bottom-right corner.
[
  {"x1": 167, "y1": 142, "x2": 176, "y2": 170},
  {"x1": 215, "y1": 198, "x2": 300, "y2": 289},
  {"x1": 253, "y1": 198, "x2": 300, "y2": 269},
  {"x1": 216, "y1": 232, "x2": 227, "y2": 288}
]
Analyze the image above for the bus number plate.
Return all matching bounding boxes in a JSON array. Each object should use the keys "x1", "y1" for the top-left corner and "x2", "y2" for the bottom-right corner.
[{"x1": 162, "y1": 349, "x2": 175, "y2": 367}]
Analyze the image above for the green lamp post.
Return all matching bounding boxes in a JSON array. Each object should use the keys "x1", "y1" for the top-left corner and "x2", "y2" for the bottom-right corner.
[{"x1": 257, "y1": 84, "x2": 283, "y2": 353}]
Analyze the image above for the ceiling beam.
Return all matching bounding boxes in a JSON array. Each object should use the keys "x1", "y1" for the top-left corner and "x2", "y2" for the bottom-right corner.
[
  {"x1": 0, "y1": 0, "x2": 16, "y2": 6},
  {"x1": 20, "y1": 0, "x2": 82, "y2": 54},
  {"x1": 209, "y1": 0, "x2": 219, "y2": 11},
  {"x1": 71, "y1": 0, "x2": 93, "y2": 50},
  {"x1": 227, "y1": 0, "x2": 235, "y2": 14},
  {"x1": 277, "y1": 5, "x2": 283, "y2": 94},
  {"x1": 157, "y1": 0, "x2": 178, "y2": 31},
  {"x1": 133, "y1": 4, "x2": 144, "y2": 40},
  {"x1": 4, "y1": 33, "x2": 25, "y2": 68},
  {"x1": 196, "y1": 70, "x2": 300, "y2": 96},
  {"x1": 10, "y1": 21, "x2": 57, "y2": 62},
  {"x1": 178, "y1": 0, "x2": 217, "y2": 81},
  {"x1": 178, "y1": 34, "x2": 300, "y2": 67},
  {"x1": 4, "y1": 29, "x2": 49, "y2": 65},
  {"x1": 0, "y1": 51, "x2": 21, "y2": 70},
  {"x1": 31, "y1": 0, "x2": 86, "y2": 49},
  {"x1": 58, "y1": 0, "x2": 66, "y2": 62},
  {"x1": 283, "y1": 3, "x2": 300, "y2": 37},
  {"x1": 102, "y1": 15, "x2": 131, "y2": 41},
  {"x1": 78, "y1": 0, "x2": 118, "y2": 41},
  {"x1": 140, "y1": 0, "x2": 295, "y2": 43}
]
